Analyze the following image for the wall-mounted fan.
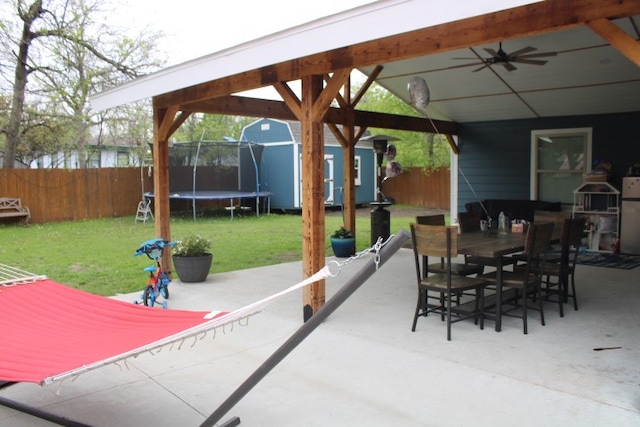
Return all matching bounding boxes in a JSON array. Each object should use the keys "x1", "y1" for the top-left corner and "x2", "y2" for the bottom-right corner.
[{"x1": 453, "y1": 42, "x2": 557, "y2": 72}]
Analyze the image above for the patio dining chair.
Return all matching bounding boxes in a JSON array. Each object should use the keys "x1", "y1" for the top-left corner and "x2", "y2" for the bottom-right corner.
[
  {"x1": 417, "y1": 215, "x2": 484, "y2": 277},
  {"x1": 479, "y1": 222, "x2": 554, "y2": 334},
  {"x1": 457, "y1": 211, "x2": 483, "y2": 233},
  {"x1": 540, "y1": 217, "x2": 586, "y2": 317},
  {"x1": 509, "y1": 210, "x2": 570, "y2": 266},
  {"x1": 534, "y1": 210, "x2": 572, "y2": 243},
  {"x1": 410, "y1": 224, "x2": 488, "y2": 341}
]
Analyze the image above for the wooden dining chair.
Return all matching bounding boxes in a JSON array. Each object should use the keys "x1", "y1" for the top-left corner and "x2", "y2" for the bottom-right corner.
[
  {"x1": 457, "y1": 211, "x2": 483, "y2": 233},
  {"x1": 510, "y1": 210, "x2": 569, "y2": 266},
  {"x1": 410, "y1": 224, "x2": 488, "y2": 341},
  {"x1": 479, "y1": 222, "x2": 554, "y2": 334},
  {"x1": 540, "y1": 217, "x2": 586, "y2": 317},
  {"x1": 534, "y1": 210, "x2": 572, "y2": 243},
  {"x1": 417, "y1": 215, "x2": 484, "y2": 277}
]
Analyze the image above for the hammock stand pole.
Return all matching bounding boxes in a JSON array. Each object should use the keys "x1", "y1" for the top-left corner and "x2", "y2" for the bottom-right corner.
[
  {"x1": 0, "y1": 382, "x2": 91, "y2": 427},
  {"x1": 200, "y1": 230, "x2": 411, "y2": 427}
]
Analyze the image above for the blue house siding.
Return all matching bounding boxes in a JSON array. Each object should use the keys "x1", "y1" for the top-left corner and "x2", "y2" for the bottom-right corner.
[{"x1": 457, "y1": 111, "x2": 640, "y2": 212}]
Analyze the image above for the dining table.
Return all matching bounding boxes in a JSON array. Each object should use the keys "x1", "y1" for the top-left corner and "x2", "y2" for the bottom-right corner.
[{"x1": 457, "y1": 230, "x2": 527, "y2": 332}]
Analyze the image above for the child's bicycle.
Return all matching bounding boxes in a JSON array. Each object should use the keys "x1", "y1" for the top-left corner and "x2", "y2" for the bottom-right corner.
[{"x1": 134, "y1": 238, "x2": 176, "y2": 308}]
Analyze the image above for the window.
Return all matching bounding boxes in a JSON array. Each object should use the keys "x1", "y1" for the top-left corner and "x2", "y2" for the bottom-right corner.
[
  {"x1": 117, "y1": 150, "x2": 130, "y2": 167},
  {"x1": 87, "y1": 150, "x2": 101, "y2": 168},
  {"x1": 531, "y1": 128, "x2": 592, "y2": 204},
  {"x1": 354, "y1": 155, "x2": 362, "y2": 186}
]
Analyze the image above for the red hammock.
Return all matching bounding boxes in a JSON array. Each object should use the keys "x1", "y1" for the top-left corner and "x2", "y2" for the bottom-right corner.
[{"x1": 0, "y1": 279, "x2": 225, "y2": 385}]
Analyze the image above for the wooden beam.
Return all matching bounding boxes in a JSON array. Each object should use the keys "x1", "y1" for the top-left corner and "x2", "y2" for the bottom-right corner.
[
  {"x1": 311, "y1": 68, "x2": 352, "y2": 122},
  {"x1": 167, "y1": 111, "x2": 192, "y2": 138},
  {"x1": 326, "y1": 74, "x2": 348, "y2": 110},
  {"x1": 273, "y1": 82, "x2": 302, "y2": 120},
  {"x1": 153, "y1": 0, "x2": 640, "y2": 109},
  {"x1": 354, "y1": 126, "x2": 367, "y2": 141},
  {"x1": 182, "y1": 95, "x2": 458, "y2": 135},
  {"x1": 184, "y1": 96, "x2": 296, "y2": 120},
  {"x1": 156, "y1": 105, "x2": 179, "y2": 142},
  {"x1": 325, "y1": 73, "x2": 359, "y2": 239},
  {"x1": 587, "y1": 18, "x2": 640, "y2": 67},
  {"x1": 445, "y1": 134, "x2": 460, "y2": 155},
  {"x1": 352, "y1": 65, "x2": 383, "y2": 107},
  {"x1": 327, "y1": 123, "x2": 347, "y2": 147},
  {"x1": 348, "y1": 110, "x2": 456, "y2": 135}
]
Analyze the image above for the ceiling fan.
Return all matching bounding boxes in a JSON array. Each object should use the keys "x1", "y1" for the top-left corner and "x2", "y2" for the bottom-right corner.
[{"x1": 453, "y1": 42, "x2": 558, "y2": 72}]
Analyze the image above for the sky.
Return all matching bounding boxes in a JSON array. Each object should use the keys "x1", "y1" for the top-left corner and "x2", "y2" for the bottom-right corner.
[{"x1": 119, "y1": 0, "x2": 375, "y2": 67}]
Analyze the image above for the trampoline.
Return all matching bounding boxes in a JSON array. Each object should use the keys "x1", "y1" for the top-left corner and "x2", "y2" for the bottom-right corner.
[
  {"x1": 144, "y1": 190, "x2": 272, "y2": 220},
  {"x1": 147, "y1": 140, "x2": 270, "y2": 220}
]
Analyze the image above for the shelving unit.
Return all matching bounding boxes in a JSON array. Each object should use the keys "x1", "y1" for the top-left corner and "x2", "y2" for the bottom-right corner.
[{"x1": 572, "y1": 181, "x2": 620, "y2": 252}]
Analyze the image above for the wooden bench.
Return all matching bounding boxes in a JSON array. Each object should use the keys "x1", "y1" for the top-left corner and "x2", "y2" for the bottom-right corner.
[{"x1": 0, "y1": 198, "x2": 30, "y2": 224}]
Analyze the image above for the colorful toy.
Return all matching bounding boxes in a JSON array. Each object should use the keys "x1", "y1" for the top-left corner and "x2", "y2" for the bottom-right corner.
[{"x1": 134, "y1": 238, "x2": 176, "y2": 308}]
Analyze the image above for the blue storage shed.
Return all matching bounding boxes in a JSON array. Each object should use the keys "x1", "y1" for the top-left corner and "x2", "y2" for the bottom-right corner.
[{"x1": 240, "y1": 118, "x2": 376, "y2": 211}]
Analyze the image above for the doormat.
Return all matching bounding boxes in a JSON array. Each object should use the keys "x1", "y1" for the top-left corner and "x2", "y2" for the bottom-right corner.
[
  {"x1": 576, "y1": 252, "x2": 640, "y2": 270},
  {"x1": 546, "y1": 250, "x2": 640, "y2": 269}
]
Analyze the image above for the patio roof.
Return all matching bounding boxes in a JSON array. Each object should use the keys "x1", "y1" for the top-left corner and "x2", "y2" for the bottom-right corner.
[
  {"x1": 90, "y1": 0, "x2": 640, "y2": 125},
  {"x1": 90, "y1": 0, "x2": 539, "y2": 113}
]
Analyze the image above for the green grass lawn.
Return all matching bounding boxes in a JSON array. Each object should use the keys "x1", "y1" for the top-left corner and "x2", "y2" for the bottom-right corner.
[{"x1": 0, "y1": 209, "x2": 425, "y2": 296}]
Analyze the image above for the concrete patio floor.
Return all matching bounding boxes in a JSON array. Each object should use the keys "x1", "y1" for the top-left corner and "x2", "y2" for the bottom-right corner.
[{"x1": 1, "y1": 242, "x2": 639, "y2": 426}]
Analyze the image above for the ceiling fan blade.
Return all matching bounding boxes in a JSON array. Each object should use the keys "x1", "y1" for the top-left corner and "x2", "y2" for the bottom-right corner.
[
  {"x1": 511, "y1": 58, "x2": 548, "y2": 66},
  {"x1": 484, "y1": 48, "x2": 500, "y2": 58},
  {"x1": 517, "y1": 51, "x2": 558, "y2": 59},
  {"x1": 507, "y1": 46, "x2": 537, "y2": 57},
  {"x1": 445, "y1": 61, "x2": 488, "y2": 70},
  {"x1": 472, "y1": 63, "x2": 491, "y2": 72},
  {"x1": 502, "y1": 62, "x2": 517, "y2": 72}
]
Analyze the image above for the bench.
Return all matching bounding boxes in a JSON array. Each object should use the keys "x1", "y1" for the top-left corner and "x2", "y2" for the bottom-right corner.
[{"x1": 0, "y1": 198, "x2": 30, "y2": 224}]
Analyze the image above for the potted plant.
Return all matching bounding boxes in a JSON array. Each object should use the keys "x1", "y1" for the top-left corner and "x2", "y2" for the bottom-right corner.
[
  {"x1": 330, "y1": 226, "x2": 355, "y2": 257},
  {"x1": 172, "y1": 234, "x2": 213, "y2": 282}
]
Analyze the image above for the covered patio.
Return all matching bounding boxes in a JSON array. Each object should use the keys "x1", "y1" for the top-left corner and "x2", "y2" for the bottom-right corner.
[
  {"x1": 1, "y1": 245, "x2": 638, "y2": 426},
  {"x1": 89, "y1": 0, "x2": 640, "y2": 320}
]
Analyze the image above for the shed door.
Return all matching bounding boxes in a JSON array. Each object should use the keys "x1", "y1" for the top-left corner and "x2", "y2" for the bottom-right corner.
[{"x1": 298, "y1": 154, "x2": 334, "y2": 207}]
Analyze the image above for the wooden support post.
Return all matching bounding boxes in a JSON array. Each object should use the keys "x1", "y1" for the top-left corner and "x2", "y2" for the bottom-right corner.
[
  {"x1": 153, "y1": 105, "x2": 176, "y2": 273},
  {"x1": 301, "y1": 75, "x2": 326, "y2": 321},
  {"x1": 342, "y1": 117, "x2": 357, "y2": 236}
]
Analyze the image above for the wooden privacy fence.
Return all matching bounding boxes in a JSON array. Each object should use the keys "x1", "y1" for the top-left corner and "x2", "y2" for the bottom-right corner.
[
  {"x1": 381, "y1": 167, "x2": 450, "y2": 209},
  {"x1": 0, "y1": 166, "x2": 450, "y2": 224},
  {"x1": 0, "y1": 168, "x2": 152, "y2": 224}
]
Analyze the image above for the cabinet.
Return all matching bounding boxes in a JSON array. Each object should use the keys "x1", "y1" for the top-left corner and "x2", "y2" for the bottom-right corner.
[{"x1": 572, "y1": 181, "x2": 620, "y2": 252}]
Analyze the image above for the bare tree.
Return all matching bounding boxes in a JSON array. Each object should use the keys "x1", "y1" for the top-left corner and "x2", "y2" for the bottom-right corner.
[{"x1": 1, "y1": 0, "x2": 162, "y2": 168}]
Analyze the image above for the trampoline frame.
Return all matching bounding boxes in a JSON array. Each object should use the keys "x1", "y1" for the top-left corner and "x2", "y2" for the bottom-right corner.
[{"x1": 144, "y1": 190, "x2": 271, "y2": 220}]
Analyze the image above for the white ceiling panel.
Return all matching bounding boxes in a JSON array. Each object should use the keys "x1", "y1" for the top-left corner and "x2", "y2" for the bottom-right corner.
[
  {"x1": 360, "y1": 15, "x2": 640, "y2": 123},
  {"x1": 522, "y1": 82, "x2": 640, "y2": 118}
]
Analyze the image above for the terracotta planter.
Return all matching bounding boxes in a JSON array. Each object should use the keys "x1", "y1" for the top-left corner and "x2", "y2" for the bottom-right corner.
[
  {"x1": 172, "y1": 253, "x2": 213, "y2": 283},
  {"x1": 330, "y1": 237, "x2": 355, "y2": 258}
]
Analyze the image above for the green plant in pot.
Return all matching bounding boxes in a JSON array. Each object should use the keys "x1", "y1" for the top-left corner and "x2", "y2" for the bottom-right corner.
[
  {"x1": 330, "y1": 226, "x2": 355, "y2": 258},
  {"x1": 172, "y1": 234, "x2": 213, "y2": 282}
]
